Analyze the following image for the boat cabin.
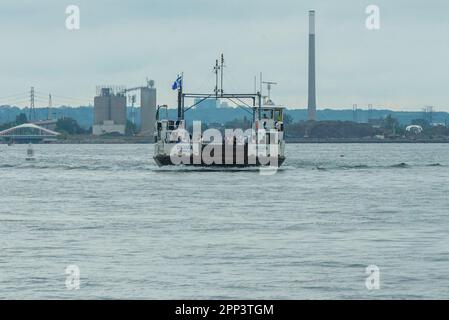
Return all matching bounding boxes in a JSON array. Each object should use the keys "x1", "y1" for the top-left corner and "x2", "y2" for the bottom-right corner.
[
  {"x1": 257, "y1": 107, "x2": 285, "y2": 132},
  {"x1": 155, "y1": 119, "x2": 186, "y2": 143}
]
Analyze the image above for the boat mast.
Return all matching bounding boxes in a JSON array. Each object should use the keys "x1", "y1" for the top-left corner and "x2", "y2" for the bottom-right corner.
[
  {"x1": 181, "y1": 55, "x2": 259, "y2": 125},
  {"x1": 214, "y1": 59, "x2": 219, "y2": 99},
  {"x1": 177, "y1": 73, "x2": 183, "y2": 120},
  {"x1": 258, "y1": 72, "x2": 263, "y2": 120},
  {"x1": 213, "y1": 54, "x2": 225, "y2": 99},
  {"x1": 220, "y1": 54, "x2": 224, "y2": 96}
]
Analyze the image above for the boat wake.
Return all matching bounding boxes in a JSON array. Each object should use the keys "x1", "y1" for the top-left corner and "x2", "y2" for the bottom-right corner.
[
  {"x1": 289, "y1": 161, "x2": 447, "y2": 171},
  {"x1": 152, "y1": 166, "x2": 293, "y2": 173}
]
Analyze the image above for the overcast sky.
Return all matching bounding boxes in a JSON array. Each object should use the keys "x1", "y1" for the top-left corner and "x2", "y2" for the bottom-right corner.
[{"x1": 0, "y1": 0, "x2": 448, "y2": 111}]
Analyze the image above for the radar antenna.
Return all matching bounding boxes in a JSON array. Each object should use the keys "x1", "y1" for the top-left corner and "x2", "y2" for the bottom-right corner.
[
  {"x1": 262, "y1": 81, "x2": 277, "y2": 105},
  {"x1": 214, "y1": 54, "x2": 225, "y2": 98}
]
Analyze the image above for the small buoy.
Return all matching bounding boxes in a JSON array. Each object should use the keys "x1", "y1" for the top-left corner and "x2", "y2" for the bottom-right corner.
[{"x1": 26, "y1": 143, "x2": 35, "y2": 161}]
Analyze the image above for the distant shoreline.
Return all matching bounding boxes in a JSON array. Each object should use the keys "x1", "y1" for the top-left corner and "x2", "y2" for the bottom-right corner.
[
  {"x1": 58, "y1": 135, "x2": 449, "y2": 144},
  {"x1": 285, "y1": 138, "x2": 449, "y2": 143},
  {"x1": 3, "y1": 135, "x2": 449, "y2": 144}
]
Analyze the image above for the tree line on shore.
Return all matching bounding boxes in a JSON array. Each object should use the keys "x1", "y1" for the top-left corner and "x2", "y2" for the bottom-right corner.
[
  {"x1": 284, "y1": 115, "x2": 449, "y2": 139},
  {"x1": 217, "y1": 114, "x2": 449, "y2": 140},
  {"x1": 2, "y1": 112, "x2": 448, "y2": 140}
]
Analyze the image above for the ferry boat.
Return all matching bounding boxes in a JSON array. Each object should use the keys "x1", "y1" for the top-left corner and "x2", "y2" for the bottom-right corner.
[{"x1": 153, "y1": 55, "x2": 286, "y2": 167}]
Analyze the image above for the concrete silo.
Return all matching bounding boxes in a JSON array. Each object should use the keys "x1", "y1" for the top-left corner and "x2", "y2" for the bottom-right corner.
[
  {"x1": 93, "y1": 87, "x2": 126, "y2": 135},
  {"x1": 140, "y1": 80, "x2": 157, "y2": 136}
]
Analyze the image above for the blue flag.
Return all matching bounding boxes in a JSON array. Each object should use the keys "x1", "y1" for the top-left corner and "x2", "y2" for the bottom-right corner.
[{"x1": 172, "y1": 76, "x2": 182, "y2": 90}]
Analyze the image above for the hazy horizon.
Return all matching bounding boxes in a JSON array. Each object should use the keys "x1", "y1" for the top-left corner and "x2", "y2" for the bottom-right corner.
[{"x1": 1, "y1": 0, "x2": 448, "y2": 111}]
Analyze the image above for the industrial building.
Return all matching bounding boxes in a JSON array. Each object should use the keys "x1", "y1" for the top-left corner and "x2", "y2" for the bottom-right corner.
[
  {"x1": 140, "y1": 80, "x2": 157, "y2": 136},
  {"x1": 118, "y1": 80, "x2": 157, "y2": 136},
  {"x1": 93, "y1": 87, "x2": 126, "y2": 135}
]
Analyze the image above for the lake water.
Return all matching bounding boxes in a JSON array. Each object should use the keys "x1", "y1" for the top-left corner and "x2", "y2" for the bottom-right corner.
[{"x1": 1, "y1": 143, "x2": 448, "y2": 299}]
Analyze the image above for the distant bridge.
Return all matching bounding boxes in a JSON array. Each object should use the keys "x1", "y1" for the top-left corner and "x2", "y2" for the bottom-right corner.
[{"x1": 0, "y1": 123, "x2": 60, "y2": 143}]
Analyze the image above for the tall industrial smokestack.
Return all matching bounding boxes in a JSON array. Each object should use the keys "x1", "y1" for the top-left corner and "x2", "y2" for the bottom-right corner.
[{"x1": 308, "y1": 10, "x2": 317, "y2": 121}]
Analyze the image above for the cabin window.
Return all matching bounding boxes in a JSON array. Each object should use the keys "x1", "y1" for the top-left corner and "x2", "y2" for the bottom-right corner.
[{"x1": 275, "y1": 110, "x2": 282, "y2": 121}]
